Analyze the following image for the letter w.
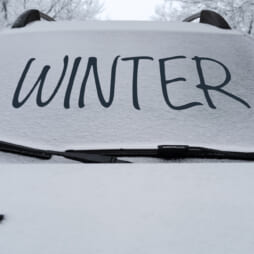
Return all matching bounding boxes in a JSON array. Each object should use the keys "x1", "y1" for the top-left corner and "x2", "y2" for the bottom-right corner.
[{"x1": 13, "y1": 56, "x2": 68, "y2": 108}]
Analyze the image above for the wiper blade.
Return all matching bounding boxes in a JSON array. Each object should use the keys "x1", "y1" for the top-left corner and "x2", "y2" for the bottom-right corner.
[
  {"x1": 1, "y1": 141, "x2": 253, "y2": 163},
  {"x1": 157, "y1": 145, "x2": 254, "y2": 161},
  {"x1": 0, "y1": 141, "x2": 129, "y2": 164},
  {"x1": 68, "y1": 145, "x2": 254, "y2": 161}
]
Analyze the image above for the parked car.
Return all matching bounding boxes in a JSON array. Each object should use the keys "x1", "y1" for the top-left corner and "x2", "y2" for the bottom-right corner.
[{"x1": 0, "y1": 10, "x2": 254, "y2": 254}]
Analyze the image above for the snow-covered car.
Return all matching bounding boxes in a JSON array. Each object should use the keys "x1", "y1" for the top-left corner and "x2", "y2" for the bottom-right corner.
[{"x1": 1, "y1": 9, "x2": 254, "y2": 254}]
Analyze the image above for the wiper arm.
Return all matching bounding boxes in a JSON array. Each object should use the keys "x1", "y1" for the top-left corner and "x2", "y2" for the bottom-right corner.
[
  {"x1": 157, "y1": 145, "x2": 254, "y2": 161},
  {"x1": 0, "y1": 141, "x2": 129, "y2": 163},
  {"x1": 68, "y1": 145, "x2": 254, "y2": 161}
]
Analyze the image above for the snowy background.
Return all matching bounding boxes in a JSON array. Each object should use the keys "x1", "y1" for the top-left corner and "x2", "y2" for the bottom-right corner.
[{"x1": 0, "y1": 0, "x2": 253, "y2": 35}]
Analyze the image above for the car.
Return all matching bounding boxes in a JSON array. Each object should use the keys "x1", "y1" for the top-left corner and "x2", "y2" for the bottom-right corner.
[{"x1": 0, "y1": 9, "x2": 254, "y2": 254}]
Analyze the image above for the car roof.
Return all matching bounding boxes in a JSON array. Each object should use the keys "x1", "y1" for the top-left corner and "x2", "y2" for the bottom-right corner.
[{"x1": 2, "y1": 20, "x2": 242, "y2": 34}]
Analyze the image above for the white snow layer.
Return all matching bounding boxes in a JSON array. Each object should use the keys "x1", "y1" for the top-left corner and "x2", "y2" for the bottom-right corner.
[
  {"x1": 3, "y1": 20, "x2": 241, "y2": 34},
  {"x1": 0, "y1": 21, "x2": 253, "y2": 162},
  {"x1": 1, "y1": 163, "x2": 254, "y2": 254}
]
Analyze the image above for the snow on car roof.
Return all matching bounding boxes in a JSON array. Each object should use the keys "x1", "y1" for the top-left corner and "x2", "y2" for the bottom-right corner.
[{"x1": 2, "y1": 20, "x2": 241, "y2": 34}]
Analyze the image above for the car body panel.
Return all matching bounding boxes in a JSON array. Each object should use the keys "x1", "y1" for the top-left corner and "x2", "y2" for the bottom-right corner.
[
  {"x1": 0, "y1": 21, "x2": 254, "y2": 253},
  {"x1": 1, "y1": 163, "x2": 254, "y2": 254}
]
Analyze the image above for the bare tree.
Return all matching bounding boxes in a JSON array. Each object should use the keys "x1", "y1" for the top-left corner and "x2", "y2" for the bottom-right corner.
[
  {"x1": 0, "y1": 0, "x2": 103, "y2": 27},
  {"x1": 153, "y1": 0, "x2": 254, "y2": 35}
]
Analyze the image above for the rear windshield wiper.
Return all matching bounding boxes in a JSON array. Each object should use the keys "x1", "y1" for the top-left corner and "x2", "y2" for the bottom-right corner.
[
  {"x1": 1, "y1": 141, "x2": 254, "y2": 163},
  {"x1": 0, "y1": 141, "x2": 128, "y2": 164}
]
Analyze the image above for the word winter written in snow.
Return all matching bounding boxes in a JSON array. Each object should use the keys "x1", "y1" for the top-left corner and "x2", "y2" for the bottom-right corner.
[{"x1": 12, "y1": 55, "x2": 250, "y2": 110}]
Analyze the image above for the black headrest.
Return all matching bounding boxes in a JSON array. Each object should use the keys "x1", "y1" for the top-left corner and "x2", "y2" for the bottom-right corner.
[
  {"x1": 12, "y1": 9, "x2": 55, "y2": 29},
  {"x1": 183, "y1": 10, "x2": 231, "y2": 30},
  {"x1": 200, "y1": 10, "x2": 231, "y2": 29}
]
